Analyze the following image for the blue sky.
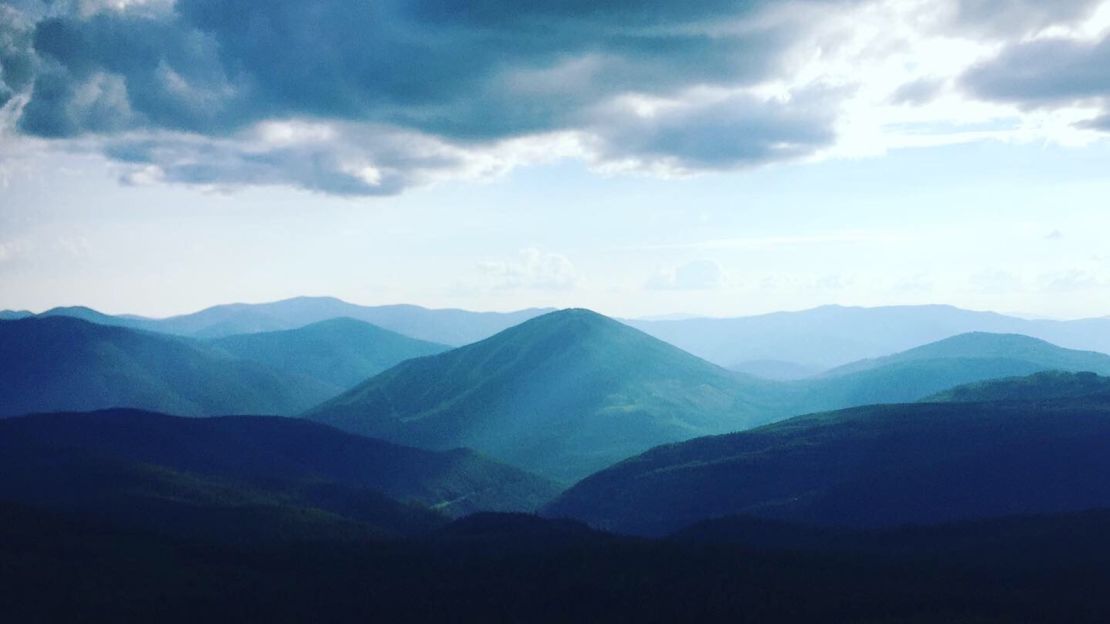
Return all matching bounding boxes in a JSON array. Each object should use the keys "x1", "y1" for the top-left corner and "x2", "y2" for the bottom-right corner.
[{"x1": 2, "y1": 0, "x2": 1110, "y2": 318}]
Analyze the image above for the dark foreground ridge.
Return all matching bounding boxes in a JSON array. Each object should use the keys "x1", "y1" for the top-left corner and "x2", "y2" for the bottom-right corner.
[{"x1": 4, "y1": 504, "x2": 1110, "y2": 623}]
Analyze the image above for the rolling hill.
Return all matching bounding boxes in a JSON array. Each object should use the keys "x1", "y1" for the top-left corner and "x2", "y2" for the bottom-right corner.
[
  {"x1": 824, "y1": 331, "x2": 1110, "y2": 377},
  {"x1": 0, "y1": 409, "x2": 559, "y2": 521},
  {"x1": 544, "y1": 397, "x2": 1110, "y2": 535},
  {"x1": 305, "y1": 309, "x2": 784, "y2": 482},
  {"x1": 781, "y1": 332, "x2": 1110, "y2": 413},
  {"x1": 210, "y1": 318, "x2": 449, "y2": 395},
  {"x1": 0, "y1": 316, "x2": 336, "y2": 417},
  {"x1": 628, "y1": 304, "x2": 1110, "y2": 369}
]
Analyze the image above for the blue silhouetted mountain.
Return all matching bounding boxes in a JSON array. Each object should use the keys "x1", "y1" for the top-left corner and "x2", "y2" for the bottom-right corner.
[
  {"x1": 304, "y1": 309, "x2": 785, "y2": 483},
  {"x1": 0, "y1": 316, "x2": 336, "y2": 416},
  {"x1": 0, "y1": 409, "x2": 559, "y2": 533},
  {"x1": 628, "y1": 304, "x2": 1110, "y2": 369},
  {"x1": 34, "y1": 296, "x2": 553, "y2": 344},
  {"x1": 211, "y1": 318, "x2": 449, "y2": 394},
  {"x1": 544, "y1": 397, "x2": 1110, "y2": 536},
  {"x1": 925, "y1": 370, "x2": 1110, "y2": 403},
  {"x1": 783, "y1": 332, "x2": 1110, "y2": 412}
]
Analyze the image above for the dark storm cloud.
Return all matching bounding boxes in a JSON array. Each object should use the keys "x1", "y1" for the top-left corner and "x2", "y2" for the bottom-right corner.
[
  {"x1": 17, "y1": 0, "x2": 794, "y2": 140},
  {"x1": 4, "y1": 0, "x2": 854, "y2": 194}
]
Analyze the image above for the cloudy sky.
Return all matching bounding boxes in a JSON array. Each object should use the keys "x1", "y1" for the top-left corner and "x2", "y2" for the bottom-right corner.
[{"x1": 2, "y1": 0, "x2": 1110, "y2": 319}]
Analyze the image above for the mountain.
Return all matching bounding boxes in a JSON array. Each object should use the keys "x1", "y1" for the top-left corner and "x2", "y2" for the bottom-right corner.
[
  {"x1": 305, "y1": 309, "x2": 784, "y2": 482},
  {"x1": 628, "y1": 304, "x2": 1110, "y2": 369},
  {"x1": 926, "y1": 371, "x2": 1110, "y2": 403},
  {"x1": 824, "y1": 332, "x2": 1110, "y2": 377},
  {"x1": 0, "y1": 409, "x2": 559, "y2": 522},
  {"x1": 0, "y1": 316, "x2": 336, "y2": 417},
  {"x1": 33, "y1": 296, "x2": 552, "y2": 343},
  {"x1": 544, "y1": 397, "x2": 1110, "y2": 535},
  {"x1": 210, "y1": 318, "x2": 449, "y2": 395},
  {"x1": 782, "y1": 332, "x2": 1110, "y2": 412},
  {"x1": 0, "y1": 310, "x2": 32, "y2": 320}
]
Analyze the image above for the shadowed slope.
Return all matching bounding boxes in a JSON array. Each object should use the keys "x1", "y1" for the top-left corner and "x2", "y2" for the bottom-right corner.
[
  {"x1": 545, "y1": 397, "x2": 1110, "y2": 535},
  {"x1": 0, "y1": 409, "x2": 559, "y2": 518}
]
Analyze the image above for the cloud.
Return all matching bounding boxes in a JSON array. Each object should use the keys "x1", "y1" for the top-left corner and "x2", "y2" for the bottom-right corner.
[
  {"x1": 647, "y1": 260, "x2": 724, "y2": 290},
  {"x1": 1079, "y1": 112, "x2": 1110, "y2": 131},
  {"x1": 1, "y1": 0, "x2": 859, "y2": 194},
  {"x1": 890, "y1": 78, "x2": 945, "y2": 106},
  {"x1": 13, "y1": 1, "x2": 804, "y2": 139},
  {"x1": 959, "y1": 28, "x2": 1110, "y2": 133},
  {"x1": 0, "y1": 6, "x2": 35, "y2": 110},
  {"x1": 946, "y1": 0, "x2": 1105, "y2": 37},
  {"x1": 589, "y1": 89, "x2": 839, "y2": 172},
  {"x1": 962, "y1": 36, "x2": 1110, "y2": 107},
  {"x1": 5, "y1": 0, "x2": 1110, "y2": 196},
  {"x1": 478, "y1": 248, "x2": 579, "y2": 291},
  {"x1": 103, "y1": 122, "x2": 486, "y2": 195},
  {"x1": 1040, "y1": 269, "x2": 1108, "y2": 292}
]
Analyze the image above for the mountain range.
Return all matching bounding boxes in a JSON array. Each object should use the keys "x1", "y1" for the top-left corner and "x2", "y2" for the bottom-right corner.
[
  {"x1": 628, "y1": 304, "x2": 1110, "y2": 371},
  {"x1": 6, "y1": 297, "x2": 1110, "y2": 621},
  {"x1": 30, "y1": 297, "x2": 552, "y2": 344},
  {"x1": 11, "y1": 298, "x2": 1110, "y2": 375},
  {"x1": 10, "y1": 306, "x2": 1110, "y2": 486}
]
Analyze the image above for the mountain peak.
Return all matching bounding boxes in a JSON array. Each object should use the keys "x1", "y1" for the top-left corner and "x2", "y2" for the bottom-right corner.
[{"x1": 305, "y1": 308, "x2": 773, "y2": 482}]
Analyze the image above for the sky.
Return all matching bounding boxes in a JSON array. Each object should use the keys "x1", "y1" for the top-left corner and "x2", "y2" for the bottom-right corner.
[{"x1": 1, "y1": 0, "x2": 1110, "y2": 319}]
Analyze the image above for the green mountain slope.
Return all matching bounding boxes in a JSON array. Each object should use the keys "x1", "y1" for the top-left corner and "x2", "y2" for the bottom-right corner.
[
  {"x1": 544, "y1": 397, "x2": 1110, "y2": 535},
  {"x1": 305, "y1": 309, "x2": 783, "y2": 482},
  {"x1": 211, "y1": 318, "x2": 449, "y2": 394},
  {"x1": 0, "y1": 409, "x2": 559, "y2": 519},
  {"x1": 0, "y1": 317, "x2": 335, "y2": 417}
]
